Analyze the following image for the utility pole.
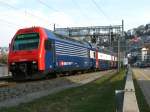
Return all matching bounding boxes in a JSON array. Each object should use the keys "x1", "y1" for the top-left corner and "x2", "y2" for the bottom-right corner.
[
  {"x1": 109, "y1": 26, "x2": 112, "y2": 50},
  {"x1": 117, "y1": 20, "x2": 124, "y2": 72},
  {"x1": 53, "y1": 24, "x2": 56, "y2": 32},
  {"x1": 122, "y1": 20, "x2": 124, "y2": 37},
  {"x1": 117, "y1": 33, "x2": 120, "y2": 72}
]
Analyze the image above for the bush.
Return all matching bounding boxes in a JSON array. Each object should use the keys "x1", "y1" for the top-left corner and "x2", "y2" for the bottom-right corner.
[{"x1": 0, "y1": 54, "x2": 8, "y2": 64}]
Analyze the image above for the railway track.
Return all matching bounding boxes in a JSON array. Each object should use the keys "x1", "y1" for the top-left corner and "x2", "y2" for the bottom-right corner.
[
  {"x1": 0, "y1": 70, "x2": 116, "y2": 108},
  {"x1": 0, "y1": 81, "x2": 9, "y2": 87},
  {"x1": 0, "y1": 81, "x2": 16, "y2": 88},
  {"x1": 0, "y1": 70, "x2": 115, "y2": 88},
  {"x1": 0, "y1": 76, "x2": 16, "y2": 88}
]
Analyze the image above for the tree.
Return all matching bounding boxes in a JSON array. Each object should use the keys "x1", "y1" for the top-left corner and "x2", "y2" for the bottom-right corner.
[{"x1": 0, "y1": 54, "x2": 7, "y2": 64}]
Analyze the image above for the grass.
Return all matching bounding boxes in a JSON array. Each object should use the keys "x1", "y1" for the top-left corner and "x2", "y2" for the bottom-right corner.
[
  {"x1": 0, "y1": 70, "x2": 125, "y2": 112},
  {"x1": 133, "y1": 77, "x2": 150, "y2": 112}
]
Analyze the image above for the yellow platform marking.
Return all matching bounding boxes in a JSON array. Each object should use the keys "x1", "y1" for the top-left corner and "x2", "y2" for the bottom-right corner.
[
  {"x1": 133, "y1": 69, "x2": 142, "y2": 79},
  {"x1": 137, "y1": 69, "x2": 150, "y2": 80}
]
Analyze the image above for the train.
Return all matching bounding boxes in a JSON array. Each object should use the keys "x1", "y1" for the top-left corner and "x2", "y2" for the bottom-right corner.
[{"x1": 8, "y1": 27, "x2": 118, "y2": 80}]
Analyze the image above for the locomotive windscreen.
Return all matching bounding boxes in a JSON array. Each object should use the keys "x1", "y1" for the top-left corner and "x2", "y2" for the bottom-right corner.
[{"x1": 13, "y1": 33, "x2": 39, "y2": 51}]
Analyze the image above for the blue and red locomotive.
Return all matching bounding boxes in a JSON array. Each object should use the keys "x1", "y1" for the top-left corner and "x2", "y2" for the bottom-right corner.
[{"x1": 8, "y1": 27, "x2": 117, "y2": 80}]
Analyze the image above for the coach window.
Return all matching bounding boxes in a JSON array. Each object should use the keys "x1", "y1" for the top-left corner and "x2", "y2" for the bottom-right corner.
[{"x1": 45, "y1": 40, "x2": 52, "y2": 50}]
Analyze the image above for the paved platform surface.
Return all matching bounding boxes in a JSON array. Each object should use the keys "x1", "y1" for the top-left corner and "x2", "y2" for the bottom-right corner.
[{"x1": 132, "y1": 68, "x2": 150, "y2": 107}]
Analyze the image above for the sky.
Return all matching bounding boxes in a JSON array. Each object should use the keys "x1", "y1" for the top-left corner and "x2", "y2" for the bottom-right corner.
[{"x1": 0, "y1": 0, "x2": 150, "y2": 47}]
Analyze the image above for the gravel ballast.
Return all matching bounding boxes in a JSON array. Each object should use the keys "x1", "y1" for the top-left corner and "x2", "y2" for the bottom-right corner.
[{"x1": 0, "y1": 70, "x2": 116, "y2": 108}]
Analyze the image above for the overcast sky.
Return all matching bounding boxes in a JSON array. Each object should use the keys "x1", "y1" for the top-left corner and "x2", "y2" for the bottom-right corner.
[{"x1": 0, "y1": 0, "x2": 150, "y2": 47}]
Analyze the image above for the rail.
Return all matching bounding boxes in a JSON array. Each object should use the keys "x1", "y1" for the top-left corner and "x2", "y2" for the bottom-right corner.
[{"x1": 0, "y1": 81, "x2": 16, "y2": 87}]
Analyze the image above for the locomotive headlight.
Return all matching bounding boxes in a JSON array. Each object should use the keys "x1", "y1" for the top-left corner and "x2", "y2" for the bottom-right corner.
[
  {"x1": 32, "y1": 61, "x2": 37, "y2": 70},
  {"x1": 10, "y1": 62, "x2": 16, "y2": 71},
  {"x1": 11, "y1": 62, "x2": 15, "y2": 65},
  {"x1": 32, "y1": 61, "x2": 36, "y2": 64}
]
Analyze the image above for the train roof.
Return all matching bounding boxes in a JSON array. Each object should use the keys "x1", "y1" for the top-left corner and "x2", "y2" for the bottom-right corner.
[
  {"x1": 44, "y1": 28, "x2": 92, "y2": 48},
  {"x1": 13, "y1": 27, "x2": 91, "y2": 49},
  {"x1": 13, "y1": 27, "x2": 117, "y2": 55}
]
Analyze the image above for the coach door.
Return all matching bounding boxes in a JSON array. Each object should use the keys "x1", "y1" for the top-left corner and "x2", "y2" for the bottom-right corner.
[
  {"x1": 45, "y1": 39, "x2": 55, "y2": 70},
  {"x1": 95, "y1": 49, "x2": 99, "y2": 69}
]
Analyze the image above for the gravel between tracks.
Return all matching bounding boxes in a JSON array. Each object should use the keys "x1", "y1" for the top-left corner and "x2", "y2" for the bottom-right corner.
[{"x1": 0, "y1": 70, "x2": 116, "y2": 108}]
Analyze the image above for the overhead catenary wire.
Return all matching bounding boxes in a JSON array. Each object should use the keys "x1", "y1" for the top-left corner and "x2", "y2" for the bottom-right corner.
[
  {"x1": 36, "y1": 0, "x2": 61, "y2": 28},
  {"x1": 38, "y1": 0, "x2": 93, "y2": 25},
  {"x1": 71, "y1": 0, "x2": 88, "y2": 18},
  {"x1": 0, "y1": 18, "x2": 20, "y2": 27},
  {"x1": 0, "y1": 0, "x2": 113, "y2": 28},
  {"x1": 0, "y1": 18, "x2": 21, "y2": 29},
  {"x1": 24, "y1": 9, "x2": 50, "y2": 24},
  {"x1": 37, "y1": 0, "x2": 59, "y2": 12},
  {"x1": 0, "y1": 2, "x2": 21, "y2": 28},
  {"x1": 38, "y1": 0, "x2": 71, "y2": 29},
  {"x1": 0, "y1": 1, "x2": 51, "y2": 26},
  {"x1": 37, "y1": 0, "x2": 91, "y2": 27},
  {"x1": 90, "y1": 0, "x2": 111, "y2": 23},
  {"x1": 71, "y1": 0, "x2": 93, "y2": 25},
  {"x1": 0, "y1": 0, "x2": 18, "y2": 10},
  {"x1": 37, "y1": 0, "x2": 67, "y2": 29},
  {"x1": 0, "y1": 0, "x2": 21, "y2": 26}
]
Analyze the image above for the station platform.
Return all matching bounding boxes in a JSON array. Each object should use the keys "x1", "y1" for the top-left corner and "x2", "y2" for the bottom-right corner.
[{"x1": 132, "y1": 68, "x2": 150, "y2": 107}]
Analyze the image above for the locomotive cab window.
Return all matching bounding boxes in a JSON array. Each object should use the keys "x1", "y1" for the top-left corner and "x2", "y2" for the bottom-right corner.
[
  {"x1": 13, "y1": 33, "x2": 39, "y2": 51},
  {"x1": 45, "y1": 39, "x2": 52, "y2": 50}
]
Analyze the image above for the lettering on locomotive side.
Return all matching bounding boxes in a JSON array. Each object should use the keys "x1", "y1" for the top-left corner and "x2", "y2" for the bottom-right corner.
[
  {"x1": 58, "y1": 61, "x2": 74, "y2": 67},
  {"x1": 16, "y1": 33, "x2": 39, "y2": 39}
]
